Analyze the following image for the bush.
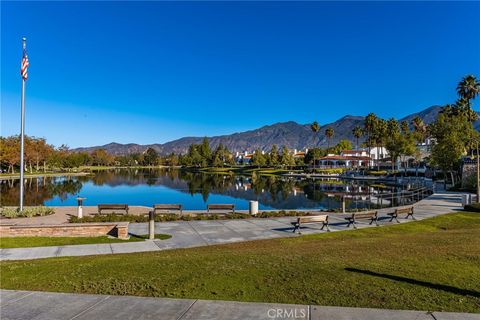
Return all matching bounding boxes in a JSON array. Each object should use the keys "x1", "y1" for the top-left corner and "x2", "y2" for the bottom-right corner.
[
  {"x1": 257, "y1": 210, "x2": 309, "y2": 218},
  {"x1": 367, "y1": 170, "x2": 388, "y2": 176},
  {"x1": 464, "y1": 202, "x2": 480, "y2": 212},
  {"x1": 313, "y1": 168, "x2": 345, "y2": 175},
  {"x1": 68, "y1": 210, "x2": 313, "y2": 223},
  {"x1": 1, "y1": 208, "x2": 18, "y2": 218},
  {"x1": 0, "y1": 206, "x2": 54, "y2": 218}
]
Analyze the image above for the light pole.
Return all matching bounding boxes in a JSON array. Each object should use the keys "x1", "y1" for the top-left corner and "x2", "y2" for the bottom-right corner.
[{"x1": 476, "y1": 141, "x2": 479, "y2": 203}]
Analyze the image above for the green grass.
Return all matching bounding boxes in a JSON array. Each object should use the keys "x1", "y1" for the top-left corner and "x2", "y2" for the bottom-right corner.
[
  {"x1": 1, "y1": 212, "x2": 479, "y2": 312},
  {"x1": 0, "y1": 234, "x2": 171, "y2": 249}
]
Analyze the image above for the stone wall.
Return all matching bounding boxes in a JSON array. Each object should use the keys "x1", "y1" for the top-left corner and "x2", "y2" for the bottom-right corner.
[{"x1": 0, "y1": 222, "x2": 129, "y2": 239}]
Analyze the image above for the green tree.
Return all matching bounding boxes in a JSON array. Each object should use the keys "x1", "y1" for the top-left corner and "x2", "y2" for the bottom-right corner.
[
  {"x1": 310, "y1": 121, "x2": 320, "y2": 168},
  {"x1": 267, "y1": 144, "x2": 279, "y2": 167},
  {"x1": 280, "y1": 146, "x2": 295, "y2": 167},
  {"x1": 251, "y1": 149, "x2": 267, "y2": 168},
  {"x1": 352, "y1": 126, "x2": 363, "y2": 150},
  {"x1": 143, "y1": 147, "x2": 159, "y2": 166},
  {"x1": 385, "y1": 121, "x2": 401, "y2": 171},
  {"x1": 364, "y1": 113, "x2": 378, "y2": 165},
  {"x1": 325, "y1": 127, "x2": 334, "y2": 149},
  {"x1": 411, "y1": 116, "x2": 427, "y2": 144},
  {"x1": 304, "y1": 148, "x2": 324, "y2": 167},
  {"x1": 429, "y1": 112, "x2": 476, "y2": 185},
  {"x1": 199, "y1": 137, "x2": 212, "y2": 166},
  {"x1": 332, "y1": 139, "x2": 353, "y2": 155}
]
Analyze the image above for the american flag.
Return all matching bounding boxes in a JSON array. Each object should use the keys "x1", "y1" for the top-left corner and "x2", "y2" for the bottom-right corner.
[{"x1": 20, "y1": 45, "x2": 29, "y2": 80}]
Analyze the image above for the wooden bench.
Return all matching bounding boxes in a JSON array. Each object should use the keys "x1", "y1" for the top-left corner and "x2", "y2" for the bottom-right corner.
[
  {"x1": 291, "y1": 215, "x2": 329, "y2": 234},
  {"x1": 97, "y1": 204, "x2": 129, "y2": 215},
  {"x1": 345, "y1": 211, "x2": 378, "y2": 229},
  {"x1": 207, "y1": 204, "x2": 235, "y2": 214},
  {"x1": 387, "y1": 206, "x2": 415, "y2": 223},
  {"x1": 153, "y1": 204, "x2": 183, "y2": 215}
]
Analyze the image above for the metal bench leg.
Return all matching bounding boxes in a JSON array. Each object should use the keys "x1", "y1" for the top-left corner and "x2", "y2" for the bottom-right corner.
[
  {"x1": 389, "y1": 215, "x2": 394, "y2": 222},
  {"x1": 375, "y1": 217, "x2": 379, "y2": 226},
  {"x1": 352, "y1": 220, "x2": 357, "y2": 229},
  {"x1": 292, "y1": 224, "x2": 298, "y2": 233},
  {"x1": 323, "y1": 222, "x2": 330, "y2": 232}
]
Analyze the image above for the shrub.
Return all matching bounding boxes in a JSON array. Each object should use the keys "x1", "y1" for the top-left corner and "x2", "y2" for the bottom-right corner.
[
  {"x1": 464, "y1": 202, "x2": 480, "y2": 212},
  {"x1": 0, "y1": 206, "x2": 54, "y2": 218},
  {"x1": 1, "y1": 207, "x2": 18, "y2": 218},
  {"x1": 68, "y1": 210, "x2": 317, "y2": 224},
  {"x1": 367, "y1": 170, "x2": 388, "y2": 176},
  {"x1": 314, "y1": 168, "x2": 345, "y2": 175}
]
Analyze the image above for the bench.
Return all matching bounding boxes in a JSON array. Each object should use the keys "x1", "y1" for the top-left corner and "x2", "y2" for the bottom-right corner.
[
  {"x1": 291, "y1": 215, "x2": 329, "y2": 234},
  {"x1": 153, "y1": 204, "x2": 183, "y2": 215},
  {"x1": 207, "y1": 204, "x2": 235, "y2": 214},
  {"x1": 97, "y1": 204, "x2": 129, "y2": 215},
  {"x1": 345, "y1": 211, "x2": 378, "y2": 229},
  {"x1": 387, "y1": 206, "x2": 415, "y2": 223}
]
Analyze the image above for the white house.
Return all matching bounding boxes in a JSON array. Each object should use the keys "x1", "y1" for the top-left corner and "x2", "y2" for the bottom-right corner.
[{"x1": 316, "y1": 147, "x2": 389, "y2": 168}]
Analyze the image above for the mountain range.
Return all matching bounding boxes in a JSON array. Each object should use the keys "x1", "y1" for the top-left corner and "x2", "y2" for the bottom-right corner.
[{"x1": 74, "y1": 106, "x2": 480, "y2": 155}]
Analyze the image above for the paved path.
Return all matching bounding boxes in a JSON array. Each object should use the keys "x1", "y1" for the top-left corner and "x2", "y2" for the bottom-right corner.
[
  {"x1": 0, "y1": 192, "x2": 464, "y2": 261},
  {"x1": 1, "y1": 289, "x2": 478, "y2": 320}
]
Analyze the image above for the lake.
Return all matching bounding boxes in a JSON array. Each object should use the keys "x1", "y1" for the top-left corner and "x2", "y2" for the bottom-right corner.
[{"x1": 1, "y1": 169, "x2": 410, "y2": 210}]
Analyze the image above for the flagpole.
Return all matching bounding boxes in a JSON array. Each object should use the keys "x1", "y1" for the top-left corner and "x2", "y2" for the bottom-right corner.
[{"x1": 19, "y1": 37, "x2": 26, "y2": 211}]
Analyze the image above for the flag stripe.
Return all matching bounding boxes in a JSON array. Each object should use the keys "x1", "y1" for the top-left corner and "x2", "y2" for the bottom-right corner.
[{"x1": 20, "y1": 47, "x2": 29, "y2": 80}]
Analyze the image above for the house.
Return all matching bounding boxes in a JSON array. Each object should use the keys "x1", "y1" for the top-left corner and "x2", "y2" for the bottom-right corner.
[
  {"x1": 293, "y1": 148, "x2": 308, "y2": 159},
  {"x1": 235, "y1": 151, "x2": 254, "y2": 165},
  {"x1": 315, "y1": 147, "x2": 389, "y2": 168}
]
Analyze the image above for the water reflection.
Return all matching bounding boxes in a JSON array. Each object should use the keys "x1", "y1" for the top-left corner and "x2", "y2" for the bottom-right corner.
[{"x1": 0, "y1": 169, "x2": 402, "y2": 210}]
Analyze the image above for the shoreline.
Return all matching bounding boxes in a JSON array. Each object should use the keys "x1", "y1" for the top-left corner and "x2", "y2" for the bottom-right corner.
[{"x1": 0, "y1": 172, "x2": 91, "y2": 180}]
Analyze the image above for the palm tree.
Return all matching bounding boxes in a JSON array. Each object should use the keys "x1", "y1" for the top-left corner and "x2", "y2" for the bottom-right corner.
[
  {"x1": 310, "y1": 121, "x2": 320, "y2": 168},
  {"x1": 352, "y1": 126, "x2": 363, "y2": 150},
  {"x1": 364, "y1": 113, "x2": 378, "y2": 168},
  {"x1": 325, "y1": 127, "x2": 334, "y2": 150},
  {"x1": 457, "y1": 75, "x2": 480, "y2": 122},
  {"x1": 374, "y1": 118, "x2": 388, "y2": 170},
  {"x1": 457, "y1": 75, "x2": 480, "y2": 101},
  {"x1": 411, "y1": 115, "x2": 427, "y2": 144}
]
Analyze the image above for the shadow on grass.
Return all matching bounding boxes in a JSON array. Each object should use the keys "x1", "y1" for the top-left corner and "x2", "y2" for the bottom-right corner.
[{"x1": 345, "y1": 268, "x2": 480, "y2": 298}]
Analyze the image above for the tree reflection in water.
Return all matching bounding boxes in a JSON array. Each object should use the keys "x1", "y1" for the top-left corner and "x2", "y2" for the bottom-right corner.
[{"x1": 0, "y1": 169, "x2": 396, "y2": 210}]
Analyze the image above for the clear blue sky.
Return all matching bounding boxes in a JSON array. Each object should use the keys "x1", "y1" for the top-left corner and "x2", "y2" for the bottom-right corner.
[{"x1": 2, "y1": 1, "x2": 479, "y2": 148}]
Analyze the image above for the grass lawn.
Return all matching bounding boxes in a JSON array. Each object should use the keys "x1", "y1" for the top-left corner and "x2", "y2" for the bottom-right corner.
[
  {"x1": 1, "y1": 212, "x2": 479, "y2": 312},
  {"x1": 0, "y1": 233, "x2": 171, "y2": 249}
]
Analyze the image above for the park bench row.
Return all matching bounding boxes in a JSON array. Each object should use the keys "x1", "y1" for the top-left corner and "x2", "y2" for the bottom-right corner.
[
  {"x1": 96, "y1": 204, "x2": 416, "y2": 234},
  {"x1": 97, "y1": 203, "x2": 235, "y2": 215},
  {"x1": 291, "y1": 206, "x2": 415, "y2": 234}
]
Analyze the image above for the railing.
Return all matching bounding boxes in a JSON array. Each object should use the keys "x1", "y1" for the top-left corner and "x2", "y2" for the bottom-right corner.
[{"x1": 340, "y1": 186, "x2": 433, "y2": 212}]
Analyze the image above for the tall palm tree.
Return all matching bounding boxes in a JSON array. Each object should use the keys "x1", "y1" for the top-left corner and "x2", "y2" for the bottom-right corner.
[
  {"x1": 310, "y1": 121, "x2": 320, "y2": 169},
  {"x1": 411, "y1": 115, "x2": 427, "y2": 144},
  {"x1": 374, "y1": 118, "x2": 388, "y2": 170},
  {"x1": 325, "y1": 127, "x2": 334, "y2": 150},
  {"x1": 352, "y1": 126, "x2": 363, "y2": 150},
  {"x1": 364, "y1": 113, "x2": 378, "y2": 168},
  {"x1": 457, "y1": 75, "x2": 480, "y2": 101},
  {"x1": 457, "y1": 75, "x2": 480, "y2": 122}
]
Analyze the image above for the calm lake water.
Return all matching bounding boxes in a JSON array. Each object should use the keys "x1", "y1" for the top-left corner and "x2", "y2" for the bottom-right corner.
[{"x1": 1, "y1": 169, "x2": 404, "y2": 210}]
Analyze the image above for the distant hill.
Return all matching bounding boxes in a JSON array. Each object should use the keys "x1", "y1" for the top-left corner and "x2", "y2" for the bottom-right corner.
[{"x1": 73, "y1": 106, "x2": 480, "y2": 155}]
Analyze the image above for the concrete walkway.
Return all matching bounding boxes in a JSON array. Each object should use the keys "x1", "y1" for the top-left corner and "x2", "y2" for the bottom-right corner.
[
  {"x1": 0, "y1": 192, "x2": 464, "y2": 261},
  {"x1": 1, "y1": 289, "x2": 478, "y2": 320}
]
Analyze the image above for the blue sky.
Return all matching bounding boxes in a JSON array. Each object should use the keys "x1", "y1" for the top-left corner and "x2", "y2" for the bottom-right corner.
[{"x1": 1, "y1": 1, "x2": 480, "y2": 148}]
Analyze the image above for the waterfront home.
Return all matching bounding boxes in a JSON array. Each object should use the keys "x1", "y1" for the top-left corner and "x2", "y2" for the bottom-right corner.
[{"x1": 316, "y1": 147, "x2": 389, "y2": 168}]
